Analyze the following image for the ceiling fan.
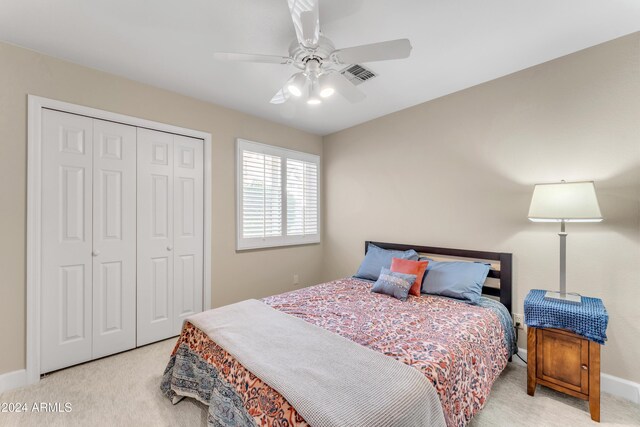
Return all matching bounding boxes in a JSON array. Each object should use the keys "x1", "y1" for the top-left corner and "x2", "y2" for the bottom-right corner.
[{"x1": 212, "y1": 0, "x2": 412, "y2": 105}]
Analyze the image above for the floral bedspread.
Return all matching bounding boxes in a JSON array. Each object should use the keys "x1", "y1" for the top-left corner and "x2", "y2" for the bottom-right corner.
[{"x1": 162, "y1": 278, "x2": 512, "y2": 427}]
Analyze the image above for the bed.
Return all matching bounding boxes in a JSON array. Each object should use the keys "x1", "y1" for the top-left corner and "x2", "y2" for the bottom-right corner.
[{"x1": 161, "y1": 241, "x2": 516, "y2": 427}]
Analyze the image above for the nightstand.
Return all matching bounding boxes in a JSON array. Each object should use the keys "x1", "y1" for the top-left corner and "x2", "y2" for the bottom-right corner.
[
  {"x1": 527, "y1": 327, "x2": 600, "y2": 421},
  {"x1": 524, "y1": 290, "x2": 608, "y2": 423}
]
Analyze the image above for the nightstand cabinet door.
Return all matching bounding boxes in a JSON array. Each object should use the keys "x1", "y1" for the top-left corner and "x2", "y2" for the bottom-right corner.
[{"x1": 536, "y1": 328, "x2": 589, "y2": 395}]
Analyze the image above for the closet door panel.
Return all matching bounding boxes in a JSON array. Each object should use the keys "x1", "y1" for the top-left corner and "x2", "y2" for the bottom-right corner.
[
  {"x1": 41, "y1": 109, "x2": 94, "y2": 373},
  {"x1": 173, "y1": 135, "x2": 204, "y2": 334},
  {"x1": 92, "y1": 119, "x2": 137, "y2": 358},
  {"x1": 137, "y1": 128, "x2": 174, "y2": 346}
]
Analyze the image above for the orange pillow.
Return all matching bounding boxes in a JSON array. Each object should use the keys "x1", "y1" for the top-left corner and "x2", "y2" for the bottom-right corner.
[{"x1": 390, "y1": 258, "x2": 429, "y2": 297}]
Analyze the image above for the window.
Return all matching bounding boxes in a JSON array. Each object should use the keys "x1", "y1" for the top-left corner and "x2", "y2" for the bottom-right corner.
[{"x1": 236, "y1": 139, "x2": 320, "y2": 250}]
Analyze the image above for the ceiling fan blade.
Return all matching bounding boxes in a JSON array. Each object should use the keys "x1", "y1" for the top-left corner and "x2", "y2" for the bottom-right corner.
[
  {"x1": 288, "y1": 0, "x2": 319, "y2": 48},
  {"x1": 300, "y1": 10, "x2": 319, "y2": 47},
  {"x1": 331, "y1": 39, "x2": 412, "y2": 64},
  {"x1": 213, "y1": 52, "x2": 292, "y2": 64},
  {"x1": 325, "y1": 72, "x2": 366, "y2": 103},
  {"x1": 270, "y1": 87, "x2": 291, "y2": 104}
]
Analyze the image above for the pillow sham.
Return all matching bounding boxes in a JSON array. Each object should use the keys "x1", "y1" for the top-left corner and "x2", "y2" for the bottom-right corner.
[
  {"x1": 419, "y1": 257, "x2": 490, "y2": 303},
  {"x1": 354, "y1": 243, "x2": 419, "y2": 281},
  {"x1": 371, "y1": 267, "x2": 416, "y2": 301},
  {"x1": 390, "y1": 258, "x2": 429, "y2": 297}
]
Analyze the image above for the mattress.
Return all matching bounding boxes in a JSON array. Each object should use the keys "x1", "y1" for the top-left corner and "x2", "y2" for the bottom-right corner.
[{"x1": 162, "y1": 277, "x2": 515, "y2": 427}]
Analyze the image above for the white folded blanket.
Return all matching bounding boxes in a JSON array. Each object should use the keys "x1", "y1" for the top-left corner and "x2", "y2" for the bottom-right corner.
[{"x1": 188, "y1": 299, "x2": 446, "y2": 427}]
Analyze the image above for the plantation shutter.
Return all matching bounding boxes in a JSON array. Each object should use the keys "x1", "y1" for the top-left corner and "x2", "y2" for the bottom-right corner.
[
  {"x1": 241, "y1": 151, "x2": 282, "y2": 239},
  {"x1": 237, "y1": 139, "x2": 320, "y2": 250},
  {"x1": 287, "y1": 159, "x2": 319, "y2": 236}
]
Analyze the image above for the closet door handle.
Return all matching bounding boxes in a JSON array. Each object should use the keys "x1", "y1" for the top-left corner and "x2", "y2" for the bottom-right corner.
[
  {"x1": 167, "y1": 245, "x2": 173, "y2": 251},
  {"x1": 92, "y1": 250, "x2": 100, "y2": 257}
]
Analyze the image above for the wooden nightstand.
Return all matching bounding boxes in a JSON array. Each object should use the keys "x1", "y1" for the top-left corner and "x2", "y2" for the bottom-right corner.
[{"x1": 527, "y1": 327, "x2": 601, "y2": 421}]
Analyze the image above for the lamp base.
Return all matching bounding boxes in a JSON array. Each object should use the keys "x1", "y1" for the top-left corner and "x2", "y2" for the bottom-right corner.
[{"x1": 544, "y1": 290, "x2": 582, "y2": 304}]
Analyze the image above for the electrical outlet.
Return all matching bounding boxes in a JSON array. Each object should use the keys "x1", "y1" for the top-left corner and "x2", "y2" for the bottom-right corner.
[
  {"x1": 293, "y1": 274, "x2": 299, "y2": 286},
  {"x1": 513, "y1": 313, "x2": 524, "y2": 329}
]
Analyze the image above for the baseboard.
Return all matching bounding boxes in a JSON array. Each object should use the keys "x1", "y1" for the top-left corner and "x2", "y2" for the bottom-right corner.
[
  {"x1": 513, "y1": 347, "x2": 640, "y2": 404},
  {"x1": 601, "y1": 373, "x2": 640, "y2": 405},
  {"x1": 0, "y1": 369, "x2": 27, "y2": 394}
]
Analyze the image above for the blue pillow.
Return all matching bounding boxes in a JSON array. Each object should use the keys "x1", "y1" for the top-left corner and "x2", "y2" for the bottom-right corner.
[
  {"x1": 371, "y1": 268, "x2": 416, "y2": 301},
  {"x1": 420, "y1": 258, "x2": 490, "y2": 303},
  {"x1": 354, "y1": 243, "x2": 419, "y2": 281}
]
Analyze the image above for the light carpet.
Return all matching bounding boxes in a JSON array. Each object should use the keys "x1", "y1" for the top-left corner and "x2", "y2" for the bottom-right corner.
[{"x1": 1, "y1": 338, "x2": 638, "y2": 426}]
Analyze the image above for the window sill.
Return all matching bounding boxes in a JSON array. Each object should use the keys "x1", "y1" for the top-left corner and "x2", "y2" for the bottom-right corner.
[{"x1": 236, "y1": 238, "x2": 321, "y2": 251}]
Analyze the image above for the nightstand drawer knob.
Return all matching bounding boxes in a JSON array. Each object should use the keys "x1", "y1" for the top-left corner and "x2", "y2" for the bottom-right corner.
[{"x1": 581, "y1": 364, "x2": 588, "y2": 370}]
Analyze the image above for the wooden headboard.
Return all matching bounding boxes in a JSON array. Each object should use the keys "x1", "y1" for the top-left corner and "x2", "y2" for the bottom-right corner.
[{"x1": 365, "y1": 241, "x2": 513, "y2": 314}]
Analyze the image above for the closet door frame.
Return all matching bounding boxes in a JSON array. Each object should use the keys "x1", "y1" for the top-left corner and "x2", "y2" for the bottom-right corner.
[{"x1": 26, "y1": 95, "x2": 212, "y2": 386}]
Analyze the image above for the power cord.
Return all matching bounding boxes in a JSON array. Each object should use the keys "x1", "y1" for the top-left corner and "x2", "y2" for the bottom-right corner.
[{"x1": 514, "y1": 321, "x2": 527, "y2": 365}]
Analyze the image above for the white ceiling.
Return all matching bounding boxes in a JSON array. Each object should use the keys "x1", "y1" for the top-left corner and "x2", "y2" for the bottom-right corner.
[{"x1": 1, "y1": 0, "x2": 639, "y2": 135}]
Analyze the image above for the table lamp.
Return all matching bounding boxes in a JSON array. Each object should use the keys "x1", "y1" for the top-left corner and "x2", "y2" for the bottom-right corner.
[{"x1": 528, "y1": 181, "x2": 603, "y2": 304}]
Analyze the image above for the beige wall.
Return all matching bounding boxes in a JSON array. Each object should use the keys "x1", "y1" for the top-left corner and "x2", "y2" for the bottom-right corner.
[
  {"x1": 323, "y1": 33, "x2": 640, "y2": 382},
  {"x1": 0, "y1": 42, "x2": 323, "y2": 375}
]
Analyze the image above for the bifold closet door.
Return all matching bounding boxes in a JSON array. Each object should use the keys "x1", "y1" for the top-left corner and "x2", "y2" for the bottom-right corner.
[
  {"x1": 40, "y1": 109, "x2": 203, "y2": 370},
  {"x1": 91, "y1": 119, "x2": 137, "y2": 359},
  {"x1": 137, "y1": 129, "x2": 174, "y2": 346},
  {"x1": 172, "y1": 135, "x2": 204, "y2": 335},
  {"x1": 41, "y1": 109, "x2": 94, "y2": 373},
  {"x1": 41, "y1": 110, "x2": 138, "y2": 373},
  {"x1": 137, "y1": 129, "x2": 204, "y2": 346}
]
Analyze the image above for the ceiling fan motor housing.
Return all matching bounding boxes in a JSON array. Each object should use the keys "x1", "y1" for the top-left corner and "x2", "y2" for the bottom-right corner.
[{"x1": 288, "y1": 36, "x2": 335, "y2": 70}]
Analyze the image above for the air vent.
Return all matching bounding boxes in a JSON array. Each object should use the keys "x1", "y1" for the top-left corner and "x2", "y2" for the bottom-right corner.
[{"x1": 340, "y1": 64, "x2": 377, "y2": 86}]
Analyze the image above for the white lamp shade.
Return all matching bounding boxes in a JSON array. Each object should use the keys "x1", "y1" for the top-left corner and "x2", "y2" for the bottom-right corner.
[
  {"x1": 286, "y1": 73, "x2": 306, "y2": 97},
  {"x1": 528, "y1": 181, "x2": 603, "y2": 222},
  {"x1": 318, "y1": 74, "x2": 335, "y2": 98}
]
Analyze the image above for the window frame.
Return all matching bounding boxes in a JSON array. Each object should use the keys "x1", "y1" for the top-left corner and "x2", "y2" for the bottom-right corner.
[{"x1": 236, "y1": 138, "x2": 321, "y2": 250}]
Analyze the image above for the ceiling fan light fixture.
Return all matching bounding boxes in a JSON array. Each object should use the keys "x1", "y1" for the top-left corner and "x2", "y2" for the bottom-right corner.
[
  {"x1": 318, "y1": 73, "x2": 335, "y2": 98},
  {"x1": 307, "y1": 82, "x2": 322, "y2": 105},
  {"x1": 288, "y1": 85, "x2": 302, "y2": 97},
  {"x1": 287, "y1": 73, "x2": 306, "y2": 97},
  {"x1": 320, "y1": 87, "x2": 334, "y2": 98}
]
